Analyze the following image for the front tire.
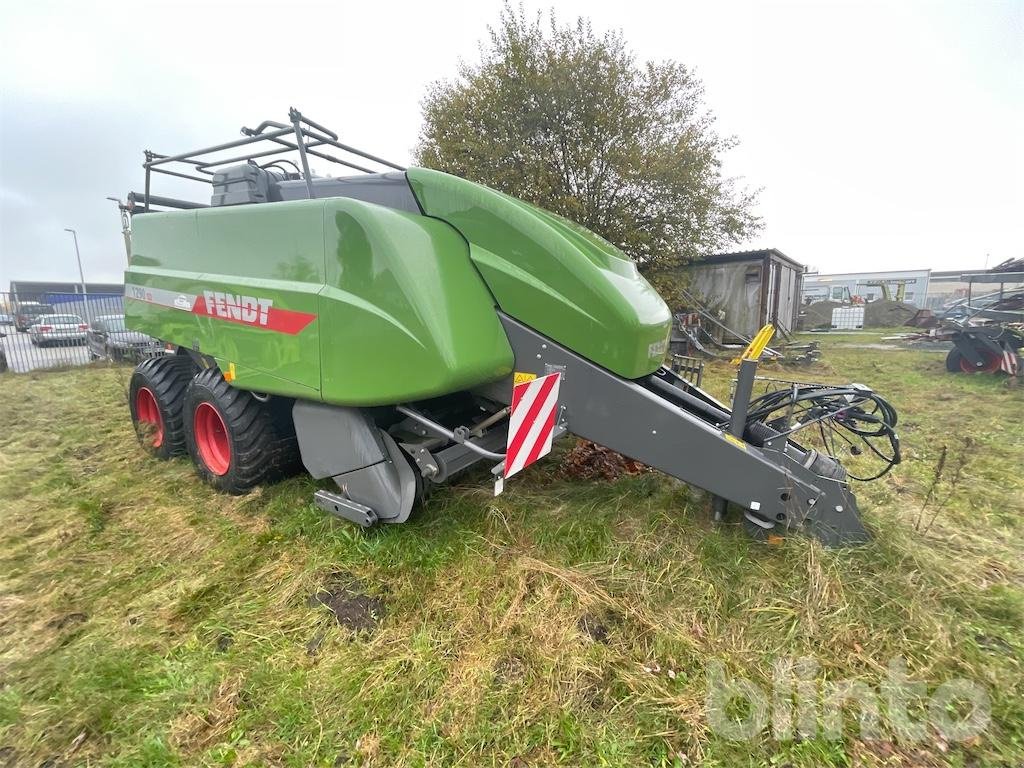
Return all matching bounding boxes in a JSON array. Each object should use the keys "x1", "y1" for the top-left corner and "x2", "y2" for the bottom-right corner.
[
  {"x1": 183, "y1": 368, "x2": 299, "y2": 494},
  {"x1": 129, "y1": 356, "x2": 196, "y2": 458}
]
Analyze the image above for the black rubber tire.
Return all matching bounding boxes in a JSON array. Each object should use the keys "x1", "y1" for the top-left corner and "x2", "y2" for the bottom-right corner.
[
  {"x1": 129, "y1": 355, "x2": 196, "y2": 459},
  {"x1": 945, "y1": 348, "x2": 964, "y2": 373},
  {"x1": 183, "y1": 367, "x2": 300, "y2": 494}
]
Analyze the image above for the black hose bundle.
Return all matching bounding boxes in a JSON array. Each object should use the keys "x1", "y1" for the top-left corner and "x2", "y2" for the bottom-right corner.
[{"x1": 745, "y1": 384, "x2": 901, "y2": 481}]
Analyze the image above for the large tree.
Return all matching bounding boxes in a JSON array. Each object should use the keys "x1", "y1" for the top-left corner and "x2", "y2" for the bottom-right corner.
[{"x1": 415, "y1": 5, "x2": 762, "y2": 299}]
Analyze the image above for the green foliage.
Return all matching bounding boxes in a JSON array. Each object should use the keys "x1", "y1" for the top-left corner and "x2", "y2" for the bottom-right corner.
[{"x1": 416, "y1": 3, "x2": 762, "y2": 285}]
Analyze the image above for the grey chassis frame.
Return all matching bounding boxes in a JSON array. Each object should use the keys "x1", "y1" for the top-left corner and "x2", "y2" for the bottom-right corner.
[{"x1": 292, "y1": 313, "x2": 869, "y2": 546}]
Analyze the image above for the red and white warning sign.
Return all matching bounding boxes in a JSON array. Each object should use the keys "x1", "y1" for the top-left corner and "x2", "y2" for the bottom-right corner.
[{"x1": 504, "y1": 371, "x2": 562, "y2": 480}]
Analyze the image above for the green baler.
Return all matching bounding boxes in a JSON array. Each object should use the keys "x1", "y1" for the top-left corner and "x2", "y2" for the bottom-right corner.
[{"x1": 120, "y1": 109, "x2": 898, "y2": 545}]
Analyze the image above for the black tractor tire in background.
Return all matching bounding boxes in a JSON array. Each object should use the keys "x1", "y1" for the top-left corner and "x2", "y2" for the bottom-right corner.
[
  {"x1": 129, "y1": 355, "x2": 196, "y2": 459},
  {"x1": 944, "y1": 348, "x2": 964, "y2": 373},
  {"x1": 183, "y1": 367, "x2": 300, "y2": 494}
]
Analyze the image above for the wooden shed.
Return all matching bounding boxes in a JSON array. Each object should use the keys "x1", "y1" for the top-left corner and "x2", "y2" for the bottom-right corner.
[{"x1": 680, "y1": 249, "x2": 805, "y2": 340}]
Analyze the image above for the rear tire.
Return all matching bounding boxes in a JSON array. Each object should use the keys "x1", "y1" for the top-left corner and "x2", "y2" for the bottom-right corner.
[
  {"x1": 129, "y1": 356, "x2": 196, "y2": 459},
  {"x1": 944, "y1": 349, "x2": 963, "y2": 372},
  {"x1": 183, "y1": 368, "x2": 299, "y2": 494}
]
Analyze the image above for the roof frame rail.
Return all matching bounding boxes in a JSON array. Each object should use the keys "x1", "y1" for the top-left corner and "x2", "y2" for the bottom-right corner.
[{"x1": 137, "y1": 107, "x2": 406, "y2": 212}]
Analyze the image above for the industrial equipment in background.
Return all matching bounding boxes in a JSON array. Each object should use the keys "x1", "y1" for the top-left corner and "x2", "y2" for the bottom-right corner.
[
  {"x1": 118, "y1": 109, "x2": 901, "y2": 546},
  {"x1": 800, "y1": 269, "x2": 927, "y2": 330},
  {"x1": 887, "y1": 260, "x2": 1024, "y2": 375}
]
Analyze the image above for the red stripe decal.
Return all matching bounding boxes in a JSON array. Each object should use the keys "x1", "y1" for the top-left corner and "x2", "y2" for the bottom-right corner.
[
  {"x1": 522, "y1": 405, "x2": 558, "y2": 469},
  {"x1": 505, "y1": 373, "x2": 558, "y2": 470},
  {"x1": 193, "y1": 295, "x2": 316, "y2": 335}
]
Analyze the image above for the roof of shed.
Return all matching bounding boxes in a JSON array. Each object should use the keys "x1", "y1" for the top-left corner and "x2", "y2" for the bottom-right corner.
[{"x1": 696, "y1": 248, "x2": 804, "y2": 270}]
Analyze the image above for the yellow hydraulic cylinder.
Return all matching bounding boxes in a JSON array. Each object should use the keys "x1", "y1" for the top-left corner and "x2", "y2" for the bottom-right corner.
[{"x1": 732, "y1": 324, "x2": 775, "y2": 364}]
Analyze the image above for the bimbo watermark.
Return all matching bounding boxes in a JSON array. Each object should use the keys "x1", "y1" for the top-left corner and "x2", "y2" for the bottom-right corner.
[{"x1": 706, "y1": 656, "x2": 990, "y2": 742}]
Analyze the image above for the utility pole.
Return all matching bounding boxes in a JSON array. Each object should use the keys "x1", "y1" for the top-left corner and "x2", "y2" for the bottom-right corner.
[{"x1": 63, "y1": 228, "x2": 90, "y2": 322}]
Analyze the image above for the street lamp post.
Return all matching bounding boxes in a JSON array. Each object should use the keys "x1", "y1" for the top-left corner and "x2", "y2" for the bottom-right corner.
[{"x1": 63, "y1": 228, "x2": 89, "y2": 321}]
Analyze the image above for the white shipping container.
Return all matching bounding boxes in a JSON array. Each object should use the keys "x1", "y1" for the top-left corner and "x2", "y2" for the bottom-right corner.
[{"x1": 831, "y1": 306, "x2": 865, "y2": 330}]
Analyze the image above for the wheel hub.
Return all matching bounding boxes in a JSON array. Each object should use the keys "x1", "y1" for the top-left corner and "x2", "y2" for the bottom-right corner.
[
  {"x1": 194, "y1": 402, "x2": 231, "y2": 475},
  {"x1": 960, "y1": 348, "x2": 1001, "y2": 374},
  {"x1": 135, "y1": 387, "x2": 164, "y2": 447}
]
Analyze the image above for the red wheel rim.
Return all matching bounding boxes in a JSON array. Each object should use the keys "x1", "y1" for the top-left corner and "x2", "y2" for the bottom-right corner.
[
  {"x1": 194, "y1": 402, "x2": 231, "y2": 475},
  {"x1": 135, "y1": 387, "x2": 164, "y2": 447},
  {"x1": 959, "y1": 348, "x2": 1001, "y2": 374}
]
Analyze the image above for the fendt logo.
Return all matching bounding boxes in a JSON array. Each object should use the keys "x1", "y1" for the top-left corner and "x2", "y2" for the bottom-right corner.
[
  {"x1": 125, "y1": 282, "x2": 317, "y2": 335},
  {"x1": 201, "y1": 291, "x2": 273, "y2": 326}
]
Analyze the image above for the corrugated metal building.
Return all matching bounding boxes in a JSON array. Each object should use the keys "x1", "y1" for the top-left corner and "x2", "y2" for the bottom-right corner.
[
  {"x1": 681, "y1": 249, "x2": 804, "y2": 339},
  {"x1": 9, "y1": 280, "x2": 124, "y2": 302},
  {"x1": 801, "y1": 269, "x2": 930, "y2": 306}
]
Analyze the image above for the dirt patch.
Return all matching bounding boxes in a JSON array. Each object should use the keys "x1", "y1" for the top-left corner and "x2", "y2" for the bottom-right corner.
[
  {"x1": 801, "y1": 300, "x2": 841, "y2": 329},
  {"x1": 170, "y1": 677, "x2": 243, "y2": 753},
  {"x1": 306, "y1": 630, "x2": 327, "y2": 656},
  {"x1": 48, "y1": 612, "x2": 87, "y2": 631},
  {"x1": 577, "y1": 613, "x2": 610, "y2": 644},
  {"x1": 974, "y1": 633, "x2": 1012, "y2": 653},
  {"x1": 492, "y1": 654, "x2": 527, "y2": 687},
  {"x1": 864, "y1": 299, "x2": 917, "y2": 327},
  {"x1": 308, "y1": 573, "x2": 385, "y2": 633},
  {"x1": 561, "y1": 440, "x2": 650, "y2": 481}
]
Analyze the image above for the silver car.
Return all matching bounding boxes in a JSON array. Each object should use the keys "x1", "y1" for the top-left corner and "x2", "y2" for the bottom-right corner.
[
  {"x1": 29, "y1": 313, "x2": 88, "y2": 346},
  {"x1": 87, "y1": 314, "x2": 163, "y2": 361}
]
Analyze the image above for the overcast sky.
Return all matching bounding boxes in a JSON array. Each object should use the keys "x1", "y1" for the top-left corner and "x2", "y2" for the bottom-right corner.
[{"x1": 1, "y1": 0, "x2": 1021, "y2": 288}]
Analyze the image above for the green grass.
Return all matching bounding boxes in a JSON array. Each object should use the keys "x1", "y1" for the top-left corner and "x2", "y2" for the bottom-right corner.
[{"x1": 0, "y1": 335, "x2": 1022, "y2": 767}]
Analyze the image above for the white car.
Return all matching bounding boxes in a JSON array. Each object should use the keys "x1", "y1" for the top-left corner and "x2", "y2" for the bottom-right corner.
[{"x1": 29, "y1": 313, "x2": 88, "y2": 346}]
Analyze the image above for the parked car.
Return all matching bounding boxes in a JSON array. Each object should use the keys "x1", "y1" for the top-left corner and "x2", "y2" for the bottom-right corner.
[
  {"x1": 28, "y1": 314, "x2": 88, "y2": 346},
  {"x1": 87, "y1": 314, "x2": 163, "y2": 361},
  {"x1": 14, "y1": 302, "x2": 54, "y2": 331},
  {"x1": 0, "y1": 313, "x2": 13, "y2": 325}
]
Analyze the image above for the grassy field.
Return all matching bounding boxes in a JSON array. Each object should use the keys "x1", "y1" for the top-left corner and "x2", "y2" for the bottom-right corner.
[{"x1": 1, "y1": 333, "x2": 1022, "y2": 767}]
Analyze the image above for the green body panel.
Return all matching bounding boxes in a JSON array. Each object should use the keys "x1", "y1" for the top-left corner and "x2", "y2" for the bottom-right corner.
[
  {"x1": 406, "y1": 168, "x2": 673, "y2": 379},
  {"x1": 317, "y1": 199, "x2": 513, "y2": 405},
  {"x1": 125, "y1": 198, "x2": 513, "y2": 405},
  {"x1": 127, "y1": 203, "x2": 325, "y2": 399}
]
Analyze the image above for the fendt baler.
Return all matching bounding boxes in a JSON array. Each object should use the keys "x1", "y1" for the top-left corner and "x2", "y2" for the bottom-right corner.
[{"x1": 120, "y1": 109, "x2": 899, "y2": 546}]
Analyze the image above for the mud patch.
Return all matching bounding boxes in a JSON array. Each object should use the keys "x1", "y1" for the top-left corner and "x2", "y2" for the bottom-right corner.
[
  {"x1": 577, "y1": 613, "x2": 610, "y2": 644},
  {"x1": 492, "y1": 654, "x2": 527, "y2": 687},
  {"x1": 306, "y1": 630, "x2": 327, "y2": 656},
  {"x1": 308, "y1": 573, "x2": 384, "y2": 633},
  {"x1": 48, "y1": 612, "x2": 87, "y2": 631}
]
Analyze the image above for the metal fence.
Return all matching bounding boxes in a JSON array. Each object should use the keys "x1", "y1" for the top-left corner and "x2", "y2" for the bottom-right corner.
[
  {"x1": 669, "y1": 353, "x2": 705, "y2": 387},
  {"x1": 0, "y1": 292, "x2": 164, "y2": 374}
]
